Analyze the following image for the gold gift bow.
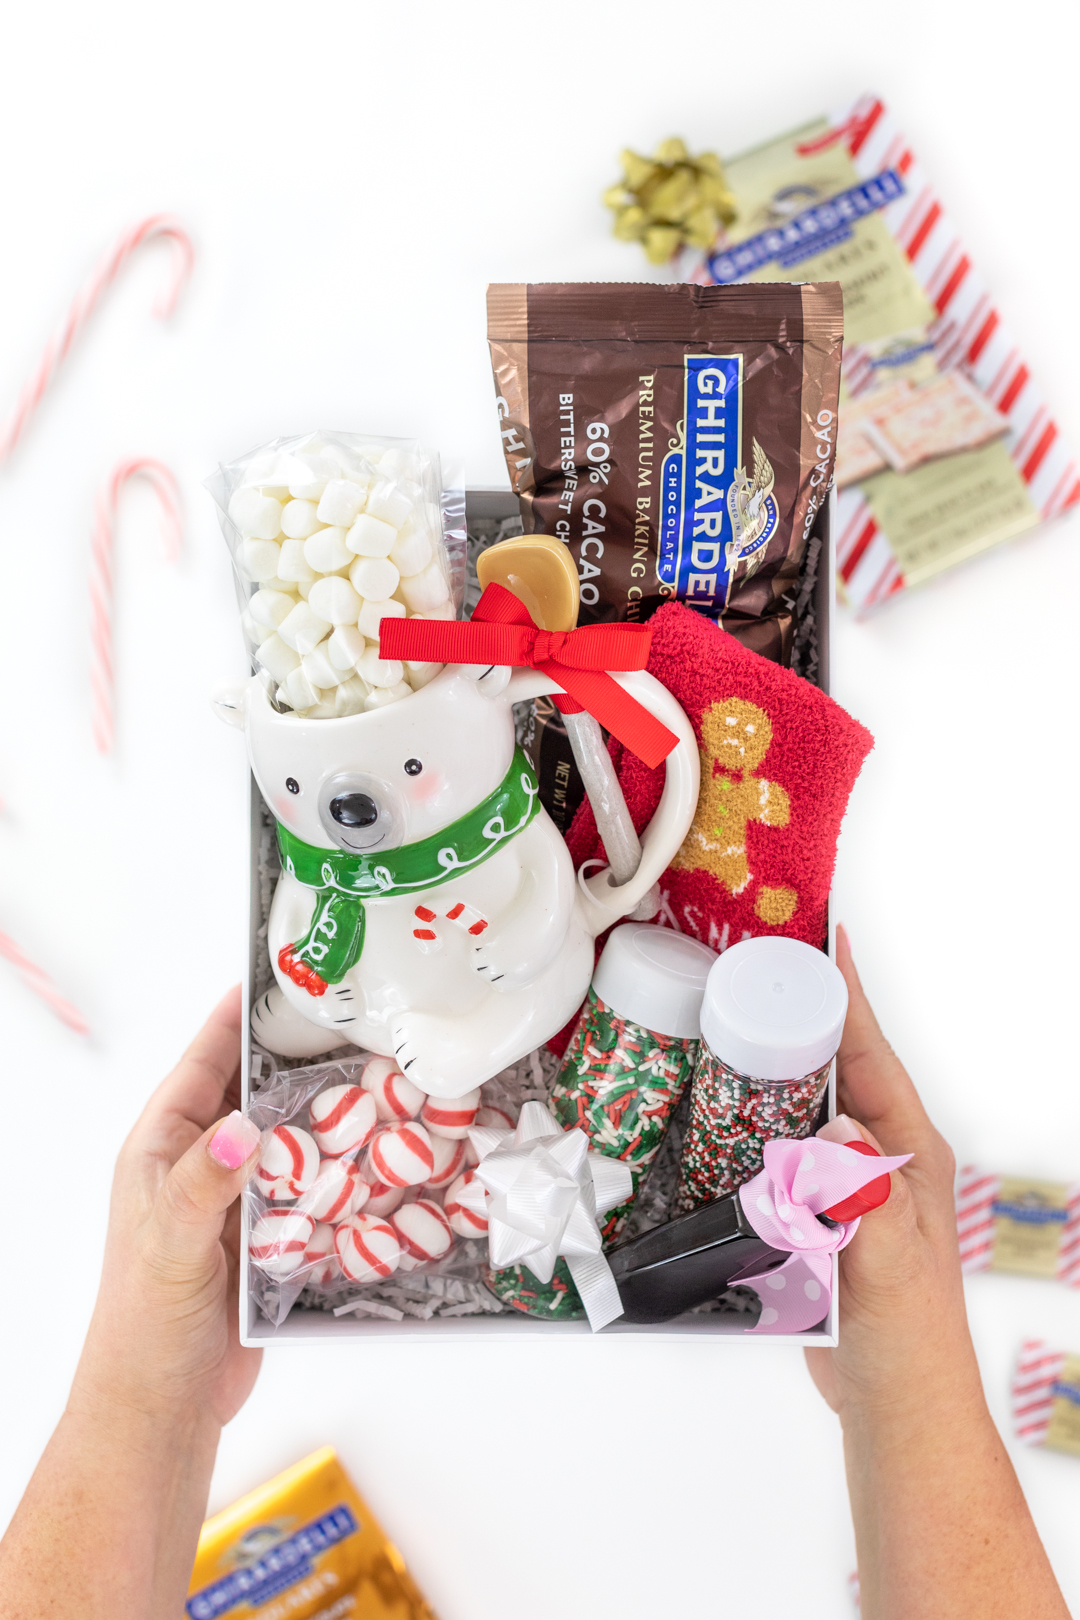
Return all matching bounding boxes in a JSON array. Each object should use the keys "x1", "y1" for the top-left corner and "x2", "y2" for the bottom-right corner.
[{"x1": 604, "y1": 137, "x2": 737, "y2": 265}]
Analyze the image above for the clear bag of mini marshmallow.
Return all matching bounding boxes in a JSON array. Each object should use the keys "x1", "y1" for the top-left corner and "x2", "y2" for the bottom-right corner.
[
  {"x1": 206, "y1": 431, "x2": 465, "y2": 719},
  {"x1": 245, "y1": 1050, "x2": 542, "y2": 1331}
]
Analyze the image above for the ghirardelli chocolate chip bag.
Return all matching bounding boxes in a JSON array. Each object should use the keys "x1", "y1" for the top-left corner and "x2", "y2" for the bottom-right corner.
[{"x1": 487, "y1": 281, "x2": 842, "y2": 663}]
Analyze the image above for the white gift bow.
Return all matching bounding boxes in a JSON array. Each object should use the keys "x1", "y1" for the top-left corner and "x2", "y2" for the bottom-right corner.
[{"x1": 460, "y1": 1101, "x2": 633, "y2": 1331}]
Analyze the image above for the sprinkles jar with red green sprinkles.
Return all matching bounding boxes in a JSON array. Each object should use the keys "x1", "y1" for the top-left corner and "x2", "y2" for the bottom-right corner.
[
  {"x1": 487, "y1": 924, "x2": 716, "y2": 1320},
  {"x1": 677, "y1": 937, "x2": 848, "y2": 1211}
]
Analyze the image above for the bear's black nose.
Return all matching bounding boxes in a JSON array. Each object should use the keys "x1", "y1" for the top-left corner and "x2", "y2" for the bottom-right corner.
[{"x1": 329, "y1": 792, "x2": 379, "y2": 828}]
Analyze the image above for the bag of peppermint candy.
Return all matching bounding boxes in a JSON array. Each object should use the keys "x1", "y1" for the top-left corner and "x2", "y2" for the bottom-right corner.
[{"x1": 206, "y1": 431, "x2": 465, "y2": 717}]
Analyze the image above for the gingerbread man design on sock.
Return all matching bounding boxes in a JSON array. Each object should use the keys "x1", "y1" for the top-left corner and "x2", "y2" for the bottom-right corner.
[{"x1": 672, "y1": 697, "x2": 798, "y2": 926}]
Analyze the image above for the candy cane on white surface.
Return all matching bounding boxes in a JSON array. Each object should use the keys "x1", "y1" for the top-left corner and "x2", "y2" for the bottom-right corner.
[
  {"x1": 0, "y1": 930, "x2": 89, "y2": 1035},
  {"x1": 0, "y1": 215, "x2": 194, "y2": 464},
  {"x1": 89, "y1": 458, "x2": 182, "y2": 754}
]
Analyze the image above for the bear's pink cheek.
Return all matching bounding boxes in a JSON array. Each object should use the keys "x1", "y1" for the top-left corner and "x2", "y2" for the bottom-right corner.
[
  {"x1": 273, "y1": 796, "x2": 298, "y2": 820},
  {"x1": 407, "y1": 773, "x2": 444, "y2": 805}
]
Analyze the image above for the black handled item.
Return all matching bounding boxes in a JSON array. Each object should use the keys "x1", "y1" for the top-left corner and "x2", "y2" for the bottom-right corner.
[{"x1": 608, "y1": 1140, "x2": 891, "y2": 1325}]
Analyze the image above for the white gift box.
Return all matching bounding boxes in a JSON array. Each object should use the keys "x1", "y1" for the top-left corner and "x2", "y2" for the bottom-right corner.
[{"x1": 240, "y1": 491, "x2": 838, "y2": 1347}]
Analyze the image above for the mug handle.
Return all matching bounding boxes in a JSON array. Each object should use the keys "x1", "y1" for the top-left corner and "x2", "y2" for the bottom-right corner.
[{"x1": 504, "y1": 666, "x2": 699, "y2": 936}]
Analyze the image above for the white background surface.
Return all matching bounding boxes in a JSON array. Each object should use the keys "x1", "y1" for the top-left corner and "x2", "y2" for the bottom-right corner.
[{"x1": 1, "y1": 2, "x2": 1079, "y2": 1614}]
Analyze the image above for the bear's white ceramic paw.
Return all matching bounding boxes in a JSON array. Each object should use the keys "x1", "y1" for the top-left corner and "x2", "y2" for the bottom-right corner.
[{"x1": 251, "y1": 984, "x2": 348, "y2": 1059}]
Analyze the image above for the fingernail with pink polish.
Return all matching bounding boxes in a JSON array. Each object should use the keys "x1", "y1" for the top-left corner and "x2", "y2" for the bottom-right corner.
[
  {"x1": 209, "y1": 1111, "x2": 261, "y2": 1170},
  {"x1": 817, "y1": 1114, "x2": 863, "y2": 1145}
]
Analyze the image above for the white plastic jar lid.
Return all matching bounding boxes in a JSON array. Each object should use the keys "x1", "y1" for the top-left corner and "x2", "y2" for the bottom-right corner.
[
  {"x1": 592, "y1": 923, "x2": 717, "y2": 1040},
  {"x1": 699, "y1": 936, "x2": 848, "y2": 1081}
]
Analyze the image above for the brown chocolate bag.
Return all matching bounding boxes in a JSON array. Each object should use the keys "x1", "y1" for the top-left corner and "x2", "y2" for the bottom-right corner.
[{"x1": 487, "y1": 281, "x2": 843, "y2": 663}]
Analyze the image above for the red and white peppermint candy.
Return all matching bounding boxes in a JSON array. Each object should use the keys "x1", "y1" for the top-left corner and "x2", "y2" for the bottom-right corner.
[
  {"x1": 368, "y1": 1122, "x2": 435, "y2": 1187},
  {"x1": 360, "y1": 1057, "x2": 426, "y2": 1124},
  {"x1": 421, "y1": 1088, "x2": 480, "y2": 1141},
  {"x1": 425, "y1": 1134, "x2": 466, "y2": 1190},
  {"x1": 250, "y1": 1208, "x2": 315, "y2": 1277},
  {"x1": 362, "y1": 1174, "x2": 406, "y2": 1218},
  {"x1": 302, "y1": 1222, "x2": 341, "y2": 1288},
  {"x1": 305, "y1": 1157, "x2": 369, "y2": 1223},
  {"x1": 465, "y1": 1105, "x2": 516, "y2": 1165},
  {"x1": 256, "y1": 1125, "x2": 320, "y2": 1201},
  {"x1": 309, "y1": 1084, "x2": 377, "y2": 1157},
  {"x1": 392, "y1": 1199, "x2": 453, "y2": 1268},
  {"x1": 445, "y1": 1169, "x2": 489, "y2": 1238},
  {"x1": 334, "y1": 1212, "x2": 401, "y2": 1282}
]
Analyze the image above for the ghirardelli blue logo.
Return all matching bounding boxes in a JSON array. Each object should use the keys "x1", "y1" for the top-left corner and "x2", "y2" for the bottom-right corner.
[{"x1": 658, "y1": 355, "x2": 778, "y2": 617}]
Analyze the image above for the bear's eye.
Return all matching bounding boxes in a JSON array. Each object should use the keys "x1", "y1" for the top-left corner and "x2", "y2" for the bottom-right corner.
[
  {"x1": 404, "y1": 759, "x2": 423, "y2": 776},
  {"x1": 286, "y1": 778, "x2": 300, "y2": 795}
]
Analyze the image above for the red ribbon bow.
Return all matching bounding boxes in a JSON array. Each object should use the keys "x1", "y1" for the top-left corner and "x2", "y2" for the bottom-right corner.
[{"x1": 379, "y1": 583, "x2": 679, "y2": 769}]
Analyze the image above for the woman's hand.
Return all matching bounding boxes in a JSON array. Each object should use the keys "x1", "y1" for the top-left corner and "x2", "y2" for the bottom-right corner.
[
  {"x1": 805, "y1": 926, "x2": 974, "y2": 1420},
  {"x1": 807, "y1": 929, "x2": 1069, "y2": 1620},
  {"x1": 72, "y1": 985, "x2": 263, "y2": 1430},
  {"x1": 0, "y1": 989, "x2": 265, "y2": 1620}
]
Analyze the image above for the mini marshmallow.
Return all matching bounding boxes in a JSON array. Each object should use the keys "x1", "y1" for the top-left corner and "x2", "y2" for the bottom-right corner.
[
  {"x1": 334, "y1": 676, "x2": 369, "y2": 716},
  {"x1": 304, "y1": 525, "x2": 354, "y2": 574},
  {"x1": 399, "y1": 562, "x2": 450, "y2": 613},
  {"x1": 392, "y1": 1199, "x2": 453, "y2": 1265},
  {"x1": 356, "y1": 648, "x2": 404, "y2": 688},
  {"x1": 276, "y1": 538, "x2": 318, "y2": 584},
  {"x1": 309, "y1": 1084, "x2": 378, "y2": 1157},
  {"x1": 305, "y1": 1158, "x2": 369, "y2": 1223},
  {"x1": 256, "y1": 1124, "x2": 320, "y2": 1201},
  {"x1": 365, "y1": 480, "x2": 414, "y2": 530},
  {"x1": 350, "y1": 556, "x2": 400, "y2": 602},
  {"x1": 278, "y1": 601, "x2": 332, "y2": 654},
  {"x1": 361, "y1": 1176, "x2": 405, "y2": 1218},
  {"x1": 287, "y1": 454, "x2": 338, "y2": 501},
  {"x1": 405, "y1": 660, "x2": 442, "y2": 691},
  {"x1": 249, "y1": 588, "x2": 296, "y2": 630},
  {"x1": 445, "y1": 1170, "x2": 489, "y2": 1238},
  {"x1": 425, "y1": 1135, "x2": 466, "y2": 1190},
  {"x1": 280, "y1": 498, "x2": 323, "y2": 539},
  {"x1": 302, "y1": 1222, "x2": 341, "y2": 1288},
  {"x1": 255, "y1": 633, "x2": 301, "y2": 683},
  {"x1": 302, "y1": 642, "x2": 351, "y2": 690},
  {"x1": 327, "y1": 625, "x2": 366, "y2": 670},
  {"x1": 282, "y1": 667, "x2": 322, "y2": 712},
  {"x1": 250, "y1": 1208, "x2": 316, "y2": 1277},
  {"x1": 361, "y1": 1057, "x2": 426, "y2": 1124},
  {"x1": 367, "y1": 1122, "x2": 435, "y2": 1187},
  {"x1": 334, "y1": 1212, "x2": 401, "y2": 1282},
  {"x1": 421, "y1": 1089, "x2": 481, "y2": 1141},
  {"x1": 347, "y1": 513, "x2": 398, "y2": 559},
  {"x1": 379, "y1": 448, "x2": 419, "y2": 480},
  {"x1": 317, "y1": 479, "x2": 368, "y2": 528},
  {"x1": 239, "y1": 538, "x2": 283, "y2": 582},
  {"x1": 389, "y1": 525, "x2": 433, "y2": 579},
  {"x1": 307, "y1": 576, "x2": 362, "y2": 626},
  {"x1": 356, "y1": 596, "x2": 405, "y2": 643},
  {"x1": 296, "y1": 580, "x2": 313, "y2": 600},
  {"x1": 364, "y1": 682, "x2": 410, "y2": 711},
  {"x1": 229, "y1": 488, "x2": 283, "y2": 541}
]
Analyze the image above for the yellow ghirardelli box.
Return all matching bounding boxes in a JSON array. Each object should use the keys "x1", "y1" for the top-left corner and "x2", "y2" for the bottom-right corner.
[
  {"x1": 1044, "y1": 1356, "x2": 1080, "y2": 1459},
  {"x1": 187, "y1": 1446, "x2": 437, "y2": 1620}
]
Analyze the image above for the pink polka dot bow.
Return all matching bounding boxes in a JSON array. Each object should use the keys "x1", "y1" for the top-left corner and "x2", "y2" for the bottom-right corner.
[{"x1": 735, "y1": 1137, "x2": 912, "y2": 1335}]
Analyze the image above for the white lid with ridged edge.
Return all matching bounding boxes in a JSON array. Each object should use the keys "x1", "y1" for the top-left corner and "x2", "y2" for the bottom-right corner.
[
  {"x1": 591, "y1": 923, "x2": 717, "y2": 1040},
  {"x1": 699, "y1": 936, "x2": 848, "y2": 1081}
]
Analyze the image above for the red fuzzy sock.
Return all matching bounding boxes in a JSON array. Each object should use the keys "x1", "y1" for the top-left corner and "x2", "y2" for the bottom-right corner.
[{"x1": 554, "y1": 604, "x2": 873, "y2": 1048}]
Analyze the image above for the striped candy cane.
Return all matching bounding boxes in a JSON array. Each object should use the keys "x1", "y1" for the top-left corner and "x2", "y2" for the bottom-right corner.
[
  {"x1": 0, "y1": 215, "x2": 194, "y2": 465},
  {"x1": 0, "y1": 930, "x2": 89, "y2": 1035},
  {"x1": 955, "y1": 1164, "x2": 1001, "y2": 1274},
  {"x1": 89, "y1": 458, "x2": 182, "y2": 754},
  {"x1": 1012, "y1": 1340, "x2": 1068, "y2": 1446}
]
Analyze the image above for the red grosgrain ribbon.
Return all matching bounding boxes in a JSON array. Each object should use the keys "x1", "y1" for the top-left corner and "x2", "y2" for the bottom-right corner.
[{"x1": 379, "y1": 583, "x2": 679, "y2": 770}]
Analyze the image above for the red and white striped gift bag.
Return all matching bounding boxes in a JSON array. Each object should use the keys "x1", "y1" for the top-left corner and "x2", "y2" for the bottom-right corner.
[{"x1": 1012, "y1": 1340, "x2": 1068, "y2": 1446}]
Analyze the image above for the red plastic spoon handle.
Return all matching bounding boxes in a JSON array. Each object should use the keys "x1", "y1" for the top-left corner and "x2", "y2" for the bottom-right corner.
[{"x1": 821, "y1": 1139, "x2": 893, "y2": 1222}]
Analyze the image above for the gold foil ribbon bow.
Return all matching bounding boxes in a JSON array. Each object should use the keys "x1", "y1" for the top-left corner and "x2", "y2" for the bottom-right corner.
[{"x1": 604, "y1": 137, "x2": 737, "y2": 264}]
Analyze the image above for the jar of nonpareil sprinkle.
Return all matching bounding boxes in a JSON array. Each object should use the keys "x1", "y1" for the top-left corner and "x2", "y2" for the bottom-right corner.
[
  {"x1": 677, "y1": 936, "x2": 848, "y2": 1211},
  {"x1": 486, "y1": 923, "x2": 716, "y2": 1320}
]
